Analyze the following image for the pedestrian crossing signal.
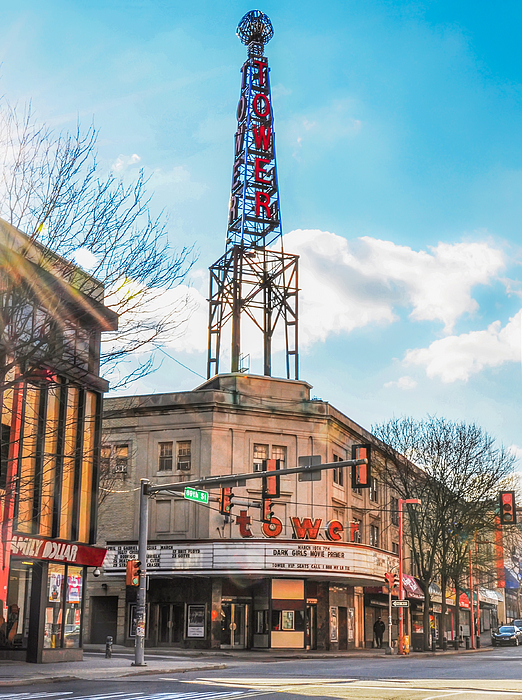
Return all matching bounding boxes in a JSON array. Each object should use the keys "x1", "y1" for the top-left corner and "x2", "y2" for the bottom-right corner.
[
  {"x1": 219, "y1": 487, "x2": 233, "y2": 515},
  {"x1": 500, "y1": 491, "x2": 517, "y2": 525},
  {"x1": 126, "y1": 559, "x2": 141, "y2": 586}
]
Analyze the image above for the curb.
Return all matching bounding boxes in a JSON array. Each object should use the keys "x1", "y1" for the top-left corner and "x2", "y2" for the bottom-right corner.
[{"x1": 0, "y1": 663, "x2": 228, "y2": 688}]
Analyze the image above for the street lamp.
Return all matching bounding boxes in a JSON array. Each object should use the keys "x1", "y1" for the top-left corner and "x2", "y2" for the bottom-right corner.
[{"x1": 398, "y1": 498, "x2": 421, "y2": 655}]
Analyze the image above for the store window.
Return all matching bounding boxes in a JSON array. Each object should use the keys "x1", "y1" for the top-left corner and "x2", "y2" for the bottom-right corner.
[
  {"x1": 64, "y1": 567, "x2": 83, "y2": 648},
  {"x1": 45, "y1": 563, "x2": 65, "y2": 648},
  {"x1": 44, "y1": 563, "x2": 84, "y2": 649},
  {"x1": 271, "y1": 609, "x2": 305, "y2": 631},
  {"x1": 1, "y1": 561, "x2": 32, "y2": 648}
]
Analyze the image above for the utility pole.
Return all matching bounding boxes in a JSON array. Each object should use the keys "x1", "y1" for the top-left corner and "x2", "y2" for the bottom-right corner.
[{"x1": 132, "y1": 478, "x2": 149, "y2": 667}]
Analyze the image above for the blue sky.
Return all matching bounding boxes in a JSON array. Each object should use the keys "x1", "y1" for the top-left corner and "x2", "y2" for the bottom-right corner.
[{"x1": 2, "y1": 0, "x2": 521, "y2": 461}]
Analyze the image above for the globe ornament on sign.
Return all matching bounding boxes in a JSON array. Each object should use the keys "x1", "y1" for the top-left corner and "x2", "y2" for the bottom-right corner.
[{"x1": 237, "y1": 10, "x2": 274, "y2": 55}]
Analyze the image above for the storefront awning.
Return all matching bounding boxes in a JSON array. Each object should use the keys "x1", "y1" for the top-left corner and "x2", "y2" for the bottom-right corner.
[
  {"x1": 403, "y1": 574, "x2": 424, "y2": 600},
  {"x1": 479, "y1": 587, "x2": 503, "y2": 605}
]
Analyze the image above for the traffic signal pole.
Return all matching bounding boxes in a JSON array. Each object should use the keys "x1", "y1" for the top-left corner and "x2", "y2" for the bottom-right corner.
[{"x1": 133, "y1": 478, "x2": 150, "y2": 667}]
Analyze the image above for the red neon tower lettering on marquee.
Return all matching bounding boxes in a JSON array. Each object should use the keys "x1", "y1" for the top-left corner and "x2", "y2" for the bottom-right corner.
[{"x1": 291, "y1": 517, "x2": 322, "y2": 540}]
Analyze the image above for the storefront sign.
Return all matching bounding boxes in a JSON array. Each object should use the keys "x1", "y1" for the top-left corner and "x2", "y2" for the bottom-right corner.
[
  {"x1": 104, "y1": 540, "x2": 397, "y2": 584},
  {"x1": 10, "y1": 534, "x2": 107, "y2": 566}
]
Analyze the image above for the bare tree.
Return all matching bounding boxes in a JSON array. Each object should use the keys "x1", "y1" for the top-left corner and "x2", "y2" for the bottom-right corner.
[
  {"x1": 0, "y1": 99, "x2": 196, "y2": 391},
  {"x1": 372, "y1": 416, "x2": 515, "y2": 650}
]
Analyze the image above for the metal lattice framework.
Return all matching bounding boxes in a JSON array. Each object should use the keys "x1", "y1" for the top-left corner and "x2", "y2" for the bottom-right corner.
[{"x1": 207, "y1": 12, "x2": 299, "y2": 380}]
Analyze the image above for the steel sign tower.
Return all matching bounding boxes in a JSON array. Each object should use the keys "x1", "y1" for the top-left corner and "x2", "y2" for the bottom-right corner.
[{"x1": 207, "y1": 10, "x2": 299, "y2": 380}]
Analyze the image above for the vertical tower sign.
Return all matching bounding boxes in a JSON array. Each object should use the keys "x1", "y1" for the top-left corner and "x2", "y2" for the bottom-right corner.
[{"x1": 207, "y1": 10, "x2": 299, "y2": 380}]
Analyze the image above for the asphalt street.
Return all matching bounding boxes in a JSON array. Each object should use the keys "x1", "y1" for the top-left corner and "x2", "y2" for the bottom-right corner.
[{"x1": 4, "y1": 648, "x2": 522, "y2": 700}]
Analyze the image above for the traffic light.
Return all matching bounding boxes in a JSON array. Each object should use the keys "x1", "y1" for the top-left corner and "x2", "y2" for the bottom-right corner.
[
  {"x1": 219, "y1": 487, "x2": 233, "y2": 515},
  {"x1": 262, "y1": 459, "x2": 280, "y2": 498},
  {"x1": 500, "y1": 491, "x2": 517, "y2": 525},
  {"x1": 126, "y1": 559, "x2": 141, "y2": 586},
  {"x1": 385, "y1": 571, "x2": 399, "y2": 589},
  {"x1": 262, "y1": 497, "x2": 274, "y2": 523},
  {"x1": 351, "y1": 444, "x2": 371, "y2": 488}
]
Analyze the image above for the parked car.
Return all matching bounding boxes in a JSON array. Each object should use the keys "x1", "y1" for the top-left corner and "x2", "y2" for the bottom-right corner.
[
  {"x1": 492, "y1": 625, "x2": 522, "y2": 646},
  {"x1": 512, "y1": 619, "x2": 522, "y2": 630}
]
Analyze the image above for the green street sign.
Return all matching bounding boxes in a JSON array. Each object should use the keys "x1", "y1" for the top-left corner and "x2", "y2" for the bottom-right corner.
[{"x1": 184, "y1": 487, "x2": 209, "y2": 504}]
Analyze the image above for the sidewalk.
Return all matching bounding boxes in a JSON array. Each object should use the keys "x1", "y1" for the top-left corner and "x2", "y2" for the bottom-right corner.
[{"x1": 0, "y1": 643, "x2": 495, "y2": 688}]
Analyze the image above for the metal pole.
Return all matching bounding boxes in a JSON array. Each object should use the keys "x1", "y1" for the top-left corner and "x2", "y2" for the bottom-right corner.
[
  {"x1": 388, "y1": 585, "x2": 392, "y2": 651},
  {"x1": 398, "y1": 499, "x2": 404, "y2": 655},
  {"x1": 469, "y1": 547, "x2": 475, "y2": 650},
  {"x1": 133, "y1": 478, "x2": 150, "y2": 667}
]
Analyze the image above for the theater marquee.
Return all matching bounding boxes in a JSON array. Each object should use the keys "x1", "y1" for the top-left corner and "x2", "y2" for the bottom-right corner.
[{"x1": 103, "y1": 540, "x2": 397, "y2": 583}]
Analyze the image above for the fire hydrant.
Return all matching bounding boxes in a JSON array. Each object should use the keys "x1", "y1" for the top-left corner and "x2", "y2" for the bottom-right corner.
[{"x1": 105, "y1": 635, "x2": 113, "y2": 658}]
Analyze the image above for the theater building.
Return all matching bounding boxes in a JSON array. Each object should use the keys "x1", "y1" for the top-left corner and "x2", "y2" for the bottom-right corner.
[
  {"x1": 89, "y1": 373, "x2": 408, "y2": 650},
  {"x1": 0, "y1": 219, "x2": 116, "y2": 662}
]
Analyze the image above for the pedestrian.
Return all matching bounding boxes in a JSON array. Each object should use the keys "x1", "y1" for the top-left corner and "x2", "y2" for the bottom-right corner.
[{"x1": 373, "y1": 616, "x2": 385, "y2": 648}]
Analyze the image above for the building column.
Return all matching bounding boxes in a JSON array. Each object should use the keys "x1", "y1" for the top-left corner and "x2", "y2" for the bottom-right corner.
[
  {"x1": 26, "y1": 562, "x2": 47, "y2": 663},
  {"x1": 210, "y1": 578, "x2": 222, "y2": 648},
  {"x1": 316, "y1": 581, "x2": 330, "y2": 651}
]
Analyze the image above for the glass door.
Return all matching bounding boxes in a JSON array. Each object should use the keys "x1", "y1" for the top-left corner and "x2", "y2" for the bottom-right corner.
[
  {"x1": 221, "y1": 603, "x2": 248, "y2": 648},
  {"x1": 306, "y1": 604, "x2": 317, "y2": 649}
]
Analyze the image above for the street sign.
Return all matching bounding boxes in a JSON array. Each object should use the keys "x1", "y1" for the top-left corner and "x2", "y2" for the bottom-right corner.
[
  {"x1": 184, "y1": 487, "x2": 209, "y2": 504},
  {"x1": 392, "y1": 599, "x2": 410, "y2": 608}
]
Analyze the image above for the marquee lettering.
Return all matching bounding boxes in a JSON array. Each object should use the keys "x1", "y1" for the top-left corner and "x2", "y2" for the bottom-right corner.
[
  {"x1": 235, "y1": 515, "x2": 350, "y2": 542},
  {"x1": 236, "y1": 510, "x2": 253, "y2": 538},
  {"x1": 291, "y1": 517, "x2": 322, "y2": 540},
  {"x1": 325, "y1": 520, "x2": 344, "y2": 542},
  {"x1": 262, "y1": 516, "x2": 283, "y2": 538}
]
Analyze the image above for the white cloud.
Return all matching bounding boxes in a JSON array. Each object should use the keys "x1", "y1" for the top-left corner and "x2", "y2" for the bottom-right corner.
[
  {"x1": 112, "y1": 153, "x2": 141, "y2": 172},
  {"x1": 384, "y1": 376, "x2": 418, "y2": 390},
  {"x1": 404, "y1": 309, "x2": 522, "y2": 382},
  {"x1": 72, "y1": 247, "x2": 98, "y2": 271},
  {"x1": 282, "y1": 229, "x2": 505, "y2": 347}
]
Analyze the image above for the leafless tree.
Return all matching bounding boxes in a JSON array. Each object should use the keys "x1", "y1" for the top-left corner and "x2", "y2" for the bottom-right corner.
[
  {"x1": 372, "y1": 415, "x2": 515, "y2": 650},
  {"x1": 0, "y1": 99, "x2": 196, "y2": 391}
]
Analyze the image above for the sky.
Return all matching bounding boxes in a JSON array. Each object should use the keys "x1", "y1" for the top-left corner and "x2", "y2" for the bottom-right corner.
[{"x1": 1, "y1": 0, "x2": 521, "y2": 463}]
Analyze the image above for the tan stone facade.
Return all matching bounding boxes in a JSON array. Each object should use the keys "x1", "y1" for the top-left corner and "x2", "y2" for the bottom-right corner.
[{"x1": 88, "y1": 373, "x2": 406, "y2": 650}]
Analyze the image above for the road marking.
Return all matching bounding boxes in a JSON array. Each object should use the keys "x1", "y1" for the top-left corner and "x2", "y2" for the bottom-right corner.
[{"x1": 0, "y1": 695, "x2": 74, "y2": 700}]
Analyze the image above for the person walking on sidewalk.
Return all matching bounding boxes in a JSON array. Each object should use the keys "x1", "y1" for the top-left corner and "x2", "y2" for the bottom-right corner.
[{"x1": 373, "y1": 617, "x2": 385, "y2": 648}]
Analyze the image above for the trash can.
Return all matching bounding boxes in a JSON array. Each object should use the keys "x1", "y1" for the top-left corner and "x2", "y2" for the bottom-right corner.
[
  {"x1": 465, "y1": 636, "x2": 470, "y2": 650},
  {"x1": 442, "y1": 638, "x2": 448, "y2": 651}
]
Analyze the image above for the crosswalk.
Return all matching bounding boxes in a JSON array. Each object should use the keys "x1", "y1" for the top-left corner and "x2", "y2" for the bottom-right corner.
[{"x1": 0, "y1": 692, "x2": 254, "y2": 700}]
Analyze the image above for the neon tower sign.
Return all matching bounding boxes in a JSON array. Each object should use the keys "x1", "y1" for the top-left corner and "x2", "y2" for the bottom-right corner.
[{"x1": 207, "y1": 10, "x2": 299, "y2": 379}]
